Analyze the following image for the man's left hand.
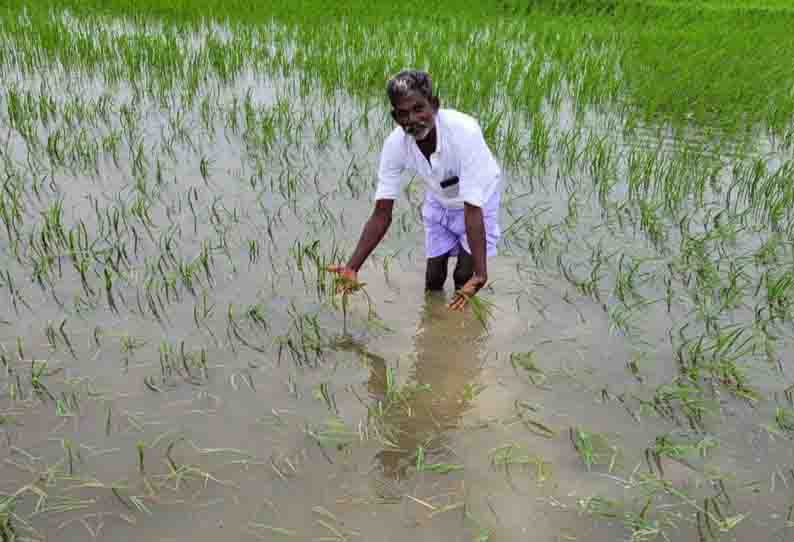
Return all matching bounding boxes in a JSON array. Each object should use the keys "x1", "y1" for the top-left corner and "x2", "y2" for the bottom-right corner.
[{"x1": 449, "y1": 275, "x2": 487, "y2": 311}]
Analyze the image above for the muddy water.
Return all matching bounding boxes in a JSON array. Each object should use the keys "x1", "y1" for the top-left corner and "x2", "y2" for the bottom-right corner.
[{"x1": 2, "y1": 18, "x2": 794, "y2": 542}]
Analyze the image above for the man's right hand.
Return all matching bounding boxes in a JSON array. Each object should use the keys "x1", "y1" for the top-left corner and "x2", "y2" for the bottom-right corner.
[{"x1": 327, "y1": 265, "x2": 360, "y2": 293}]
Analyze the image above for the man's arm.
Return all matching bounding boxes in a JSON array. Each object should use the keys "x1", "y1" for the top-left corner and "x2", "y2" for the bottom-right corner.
[
  {"x1": 347, "y1": 199, "x2": 394, "y2": 272},
  {"x1": 327, "y1": 199, "x2": 393, "y2": 288},
  {"x1": 448, "y1": 202, "x2": 488, "y2": 310},
  {"x1": 463, "y1": 202, "x2": 487, "y2": 283},
  {"x1": 449, "y1": 123, "x2": 495, "y2": 309}
]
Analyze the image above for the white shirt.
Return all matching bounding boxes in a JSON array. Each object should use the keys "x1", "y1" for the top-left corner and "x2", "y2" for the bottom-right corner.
[{"x1": 374, "y1": 109, "x2": 501, "y2": 209}]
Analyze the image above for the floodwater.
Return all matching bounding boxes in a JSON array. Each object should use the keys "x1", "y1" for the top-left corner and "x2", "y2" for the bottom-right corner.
[{"x1": 2, "y1": 16, "x2": 794, "y2": 542}]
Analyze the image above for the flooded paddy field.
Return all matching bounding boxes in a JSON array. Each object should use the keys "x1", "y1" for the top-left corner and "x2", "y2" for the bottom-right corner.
[{"x1": 2, "y1": 3, "x2": 794, "y2": 541}]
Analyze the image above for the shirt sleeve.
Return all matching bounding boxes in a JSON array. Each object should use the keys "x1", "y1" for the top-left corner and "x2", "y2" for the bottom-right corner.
[
  {"x1": 458, "y1": 126, "x2": 490, "y2": 207},
  {"x1": 374, "y1": 133, "x2": 406, "y2": 201}
]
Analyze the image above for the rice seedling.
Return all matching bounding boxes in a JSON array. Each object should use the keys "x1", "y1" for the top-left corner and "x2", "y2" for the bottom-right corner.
[
  {"x1": 774, "y1": 407, "x2": 794, "y2": 433},
  {"x1": 452, "y1": 289, "x2": 497, "y2": 331},
  {"x1": 569, "y1": 427, "x2": 622, "y2": 473},
  {"x1": 413, "y1": 445, "x2": 464, "y2": 474},
  {"x1": 577, "y1": 495, "x2": 674, "y2": 542},
  {"x1": 512, "y1": 400, "x2": 555, "y2": 439},
  {"x1": 465, "y1": 512, "x2": 494, "y2": 542},
  {"x1": 331, "y1": 273, "x2": 378, "y2": 334},
  {"x1": 246, "y1": 522, "x2": 298, "y2": 538},
  {"x1": 509, "y1": 351, "x2": 547, "y2": 387},
  {"x1": 489, "y1": 442, "x2": 552, "y2": 485},
  {"x1": 305, "y1": 416, "x2": 359, "y2": 453}
]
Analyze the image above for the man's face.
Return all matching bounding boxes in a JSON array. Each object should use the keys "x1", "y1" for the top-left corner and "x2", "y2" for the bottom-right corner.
[{"x1": 391, "y1": 93, "x2": 438, "y2": 141}]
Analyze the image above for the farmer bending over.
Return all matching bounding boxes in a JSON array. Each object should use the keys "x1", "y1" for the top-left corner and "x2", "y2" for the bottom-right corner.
[{"x1": 329, "y1": 69, "x2": 502, "y2": 309}]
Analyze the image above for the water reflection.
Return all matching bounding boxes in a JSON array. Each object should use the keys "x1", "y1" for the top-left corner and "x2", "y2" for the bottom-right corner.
[{"x1": 367, "y1": 293, "x2": 486, "y2": 480}]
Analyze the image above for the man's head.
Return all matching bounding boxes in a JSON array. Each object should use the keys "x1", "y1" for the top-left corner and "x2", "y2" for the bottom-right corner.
[{"x1": 386, "y1": 69, "x2": 439, "y2": 141}]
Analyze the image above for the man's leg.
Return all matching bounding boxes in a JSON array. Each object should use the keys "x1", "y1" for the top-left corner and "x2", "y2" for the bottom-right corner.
[
  {"x1": 425, "y1": 252, "x2": 450, "y2": 291},
  {"x1": 453, "y1": 247, "x2": 474, "y2": 291}
]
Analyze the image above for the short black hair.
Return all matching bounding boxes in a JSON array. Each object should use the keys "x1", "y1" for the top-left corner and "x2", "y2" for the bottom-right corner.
[{"x1": 386, "y1": 69, "x2": 433, "y2": 103}]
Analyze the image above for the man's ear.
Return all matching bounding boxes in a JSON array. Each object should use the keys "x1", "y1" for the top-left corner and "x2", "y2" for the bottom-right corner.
[{"x1": 430, "y1": 96, "x2": 440, "y2": 111}]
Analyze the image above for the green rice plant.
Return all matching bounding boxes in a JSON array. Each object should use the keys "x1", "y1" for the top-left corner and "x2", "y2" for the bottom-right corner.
[
  {"x1": 577, "y1": 495, "x2": 621, "y2": 521},
  {"x1": 28, "y1": 359, "x2": 54, "y2": 401},
  {"x1": 226, "y1": 303, "x2": 268, "y2": 355},
  {"x1": 465, "y1": 512, "x2": 493, "y2": 542},
  {"x1": 306, "y1": 416, "x2": 359, "y2": 452},
  {"x1": 136, "y1": 440, "x2": 146, "y2": 474},
  {"x1": 460, "y1": 291, "x2": 496, "y2": 331},
  {"x1": 577, "y1": 495, "x2": 669, "y2": 542},
  {"x1": 527, "y1": 111, "x2": 550, "y2": 166},
  {"x1": 246, "y1": 523, "x2": 298, "y2": 538},
  {"x1": 368, "y1": 366, "x2": 432, "y2": 421},
  {"x1": 582, "y1": 465, "x2": 746, "y2": 541},
  {"x1": 120, "y1": 334, "x2": 145, "y2": 355},
  {"x1": 61, "y1": 439, "x2": 76, "y2": 475},
  {"x1": 315, "y1": 382, "x2": 338, "y2": 414},
  {"x1": 414, "y1": 446, "x2": 464, "y2": 474},
  {"x1": 314, "y1": 505, "x2": 359, "y2": 542},
  {"x1": 764, "y1": 269, "x2": 794, "y2": 321},
  {"x1": 0, "y1": 495, "x2": 16, "y2": 542},
  {"x1": 199, "y1": 155, "x2": 211, "y2": 183},
  {"x1": 753, "y1": 234, "x2": 783, "y2": 267},
  {"x1": 516, "y1": 413, "x2": 555, "y2": 440},
  {"x1": 650, "y1": 379, "x2": 710, "y2": 432},
  {"x1": 509, "y1": 351, "x2": 547, "y2": 387},
  {"x1": 644, "y1": 432, "x2": 716, "y2": 478},
  {"x1": 462, "y1": 381, "x2": 486, "y2": 403},
  {"x1": 569, "y1": 427, "x2": 622, "y2": 472},
  {"x1": 557, "y1": 253, "x2": 601, "y2": 301},
  {"x1": 490, "y1": 443, "x2": 552, "y2": 483},
  {"x1": 637, "y1": 199, "x2": 667, "y2": 249},
  {"x1": 774, "y1": 407, "x2": 794, "y2": 433},
  {"x1": 333, "y1": 274, "x2": 376, "y2": 334}
]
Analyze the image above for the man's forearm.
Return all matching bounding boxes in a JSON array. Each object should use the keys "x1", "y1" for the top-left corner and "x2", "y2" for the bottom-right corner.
[
  {"x1": 464, "y1": 203, "x2": 487, "y2": 280},
  {"x1": 347, "y1": 211, "x2": 392, "y2": 272}
]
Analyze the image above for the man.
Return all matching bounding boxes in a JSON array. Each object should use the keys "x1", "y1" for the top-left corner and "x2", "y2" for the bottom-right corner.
[{"x1": 329, "y1": 69, "x2": 502, "y2": 309}]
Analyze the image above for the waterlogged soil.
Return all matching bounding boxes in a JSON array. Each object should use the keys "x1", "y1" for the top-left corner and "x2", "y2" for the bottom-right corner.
[{"x1": 2, "y1": 18, "x2": 794, "y2": 542}]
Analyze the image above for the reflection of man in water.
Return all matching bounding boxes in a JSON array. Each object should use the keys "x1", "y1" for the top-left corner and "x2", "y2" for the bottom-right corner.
[{"x1": 367, "y1": 294, "x2": 486, "y2": 480}]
